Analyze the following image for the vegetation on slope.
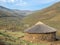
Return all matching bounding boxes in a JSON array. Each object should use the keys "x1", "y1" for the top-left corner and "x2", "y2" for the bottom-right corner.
[
  {"x1": 22, "y1": 2, "x2": 60, "y2": 29},
  {"x1": 0, "y1": 2, "x2": 60, "y2": 45},
  {"x1": 0, "y1": 6, "x2": 32, "y2": 31},
  {"x1": 22, "y1": 2, "x2": 60, "y2": 36},
  {"x1": 0, "y1": 30, "x2": 47, "y2": 45},
  {"x1": 0, "y1": 30, "x2": 60, "y2": 45}
]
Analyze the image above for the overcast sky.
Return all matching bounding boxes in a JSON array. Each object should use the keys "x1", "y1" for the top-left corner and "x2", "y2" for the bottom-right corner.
[{"x1": 0, "y1": 0, "x2": 60, "y2": 10}]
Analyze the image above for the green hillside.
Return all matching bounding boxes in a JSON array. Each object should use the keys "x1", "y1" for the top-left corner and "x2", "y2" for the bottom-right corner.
[
  {"x1": 0, "y1": 2, "x2": 60, "y2": 45},
  {"x1": 22, "y1": 2, "x2": 60, "y2": 35},
  {"x1": 0, "y1": 6, "x2": 21, "y2": 31},
  {"x1": 0, "y1": 6, "x2": 32, "y2": 31}
]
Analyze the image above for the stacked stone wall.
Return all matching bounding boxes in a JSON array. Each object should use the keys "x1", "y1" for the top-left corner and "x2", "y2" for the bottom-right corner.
[{"x1": 24, "y1": 32, "x2": 56, "y2": 42}]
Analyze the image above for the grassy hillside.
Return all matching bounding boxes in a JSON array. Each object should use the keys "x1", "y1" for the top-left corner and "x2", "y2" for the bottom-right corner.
[
  {"x1": 0, "y1": 2, "x2": 60, "y2": 45},
  {"x1": 22, "y1": 2, "x2": 60, "y2": 38},
  {"x1": 0, "y1": 6, "x2": 32, "y2": 31},
  {"x1": 0, "y1": 6, "x2": 21, "y2": 31},
  {"x1": 22, "y1": 2, "x2": 60, "y2": 35},
  {"x1": 0, "y1": 30, "x2": 60, "y2": 45}
]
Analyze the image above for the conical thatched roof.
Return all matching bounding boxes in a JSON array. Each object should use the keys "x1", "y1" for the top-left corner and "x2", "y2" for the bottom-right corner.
[{"x1": 24, "y1": 21, "x2": 56, "y2": 33}]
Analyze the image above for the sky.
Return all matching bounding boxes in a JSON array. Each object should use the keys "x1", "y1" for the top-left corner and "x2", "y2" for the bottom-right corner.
[{"x1": 0, "y1": 0, "x2": 60, "y2": 10}]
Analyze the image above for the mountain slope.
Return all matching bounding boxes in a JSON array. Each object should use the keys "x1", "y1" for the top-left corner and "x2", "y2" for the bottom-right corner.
[
  {"x1": 22, "y1": 2, "x2": 60, "y2": 31},
  {"x1": 0, "y1": 6, "x2": 32, "y2": 31},
  {"x1": 0, "y1": 6, "x2": 26, "y2": 18},
  {"x1": 0, "y1": 6, "x2": 15, "y2": 17},
  {"x1": 13, "y1": 10, "x2": 32, "y2": 16}
]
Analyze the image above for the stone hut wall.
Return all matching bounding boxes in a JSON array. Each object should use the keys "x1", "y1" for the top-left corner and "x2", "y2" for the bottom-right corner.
[{"x1": 24, "y1": 32, "x2": 56, "y2": 42}]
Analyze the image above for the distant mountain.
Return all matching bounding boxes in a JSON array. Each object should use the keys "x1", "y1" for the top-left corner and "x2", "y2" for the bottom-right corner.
[
  {"x1": 0, "y1": 6, "x2": 32, "y2": 31},
  {"x1": 0, "y1": 6, "x2": 32, "y2": 17},
  {"x1": 22, "y1": 2, "x2": 60, "y2": 31},
  {"x1": 0, "y1": 6, "x2": 15, "y2": 17},
  {"x1": 13, "y1": 10, "x2": 32, "y2": 16}
]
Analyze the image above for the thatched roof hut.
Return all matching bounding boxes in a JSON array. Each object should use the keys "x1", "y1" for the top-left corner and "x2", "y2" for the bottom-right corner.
[{"x1": 24, "y1": 21, "x2": 56, "y2": 42}]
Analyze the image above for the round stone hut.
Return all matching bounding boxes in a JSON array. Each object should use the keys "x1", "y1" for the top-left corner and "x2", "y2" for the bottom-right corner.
[{"x1": 24, "y1": 21, "x2": 56, "y2": 43}]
